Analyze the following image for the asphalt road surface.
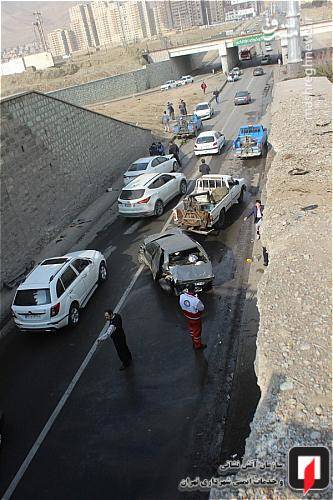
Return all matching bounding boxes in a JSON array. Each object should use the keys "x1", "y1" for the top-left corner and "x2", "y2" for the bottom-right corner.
[{"x1": 0, "y1": 64, "x2": 275, "y2": 500}]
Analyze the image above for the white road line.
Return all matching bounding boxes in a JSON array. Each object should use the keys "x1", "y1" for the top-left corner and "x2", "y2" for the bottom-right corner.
[
  {"x1": 124, "y1": 220, "x2": 142, "y2": 235},
  {"x1": 103, "y1": 244, "x2": 116, "y2": 260}
]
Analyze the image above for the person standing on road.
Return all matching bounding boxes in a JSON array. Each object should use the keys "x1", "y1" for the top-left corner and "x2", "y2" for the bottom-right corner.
[
  {"x1": 167, "y1": 102, "x2": 175, "y2": 120},
  {"x1": 244, "y1": 199, "x2": 264, "y2": 240},
  {"x1": 169, "y1": 140, "x2": 181, "y2": 168},
  {"x1": 179, "y1": 100, "x2": 186, "y2": 116},
  {"x1": 162, "y1": 111, "x2": 170, "y2": 132},
  {"x1": 179, "y1": 284, "x2": 206, "y2": 351},
  {"x1": 97, "y1": 310, "x2": 133, "y2": 370},
  {"x1": 180, "y1": 99, "x2": 187, "y2": 115},
  {"x1": 199, "y1": 158, "x2": 210, "y2": 176},
  {"x1": 201, "y1": 81, "x2": 207, "y2": 95},
  {"x1": 213, "y1": 89, "x2": 220, "y2": 104}
]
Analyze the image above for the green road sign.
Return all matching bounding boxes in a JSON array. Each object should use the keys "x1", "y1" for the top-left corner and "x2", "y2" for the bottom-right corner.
[{"x1": 233, "y1": 33, "x2": 275, "y2": 46}]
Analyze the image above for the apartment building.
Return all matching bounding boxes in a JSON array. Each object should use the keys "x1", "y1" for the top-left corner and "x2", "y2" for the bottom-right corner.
[
  {"x1": 90, "y1": 1, "x2": 115, "y2": 46},
  {"x1": 152, "y1": 0, "x2": 173, "y2": 34},
  {"x1": 69, "y1": 3, "x2": 99, "y2": 50},
  {"x1": 47, "y1": 29, "x2": 77, "y2": 57},
  {"x1": 224, "y1": 0, "x2": 259, "y2": 21},
  {"x1": 204, "y1": 0, "x2": 225, "y2": 25},
  {"x1": 169, "y1": 0, "x2": 205, "y2": 30}
]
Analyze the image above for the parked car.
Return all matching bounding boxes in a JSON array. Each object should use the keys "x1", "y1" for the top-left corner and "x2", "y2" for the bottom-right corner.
[
  {"x1": 261, "y1": 55, "x2": 271, "y2": 65},
  {"x1": 123, "y1": 155, "x2": 178, "y2": 185},
  {"x1": 176, "y1": 75, "x2": 194, "y2": 85},
  {"x1": 118, "y1": 172, "x2": 187, "y2": 218},
  {"x1": 227, "y1": 72, "x2": 240, "y2": 82},
  {"x1": 11, "y1": 251, "x2": 108, "y2": 331},
  {"x1": 253, "y1": 67, "x2": 264, "y2": 76},
  {"x1": 234, "y1": 90, "x2": 251, "y2": 105},
  {"x1": 138, "y1": 229, "x2": 214, "y2": 295},
  {"x1": 194, "y1": 102, "x2": 214, "y2": 120},
  {"x1": 172, "y1": 114, "x2": 202, "y2": 138},
  {"x1": 160, "y1": 80, "x2": 178, "y2": 91},
  {"x1": 194, "y1": 130, "x2": 225, "y2": 156}
]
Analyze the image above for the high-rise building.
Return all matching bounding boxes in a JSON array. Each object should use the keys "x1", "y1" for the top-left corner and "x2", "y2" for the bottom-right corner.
[
  {"x1": 152, "y1": 0, "x2": 173, "y2": 34},
  {"x1": 47, "y1": 29, "x2": 77, "y2": 57},
  {"x1": 69, "y1": 3, "x2": 99, "y2": 50},
  {"x1": 223, "y1": 0, "x2": 259, "y2": 21},
  {"x1": 169, "y1": 0, "x2": 205, "y2": 30},
  {"x1": 203, "y1": 0, "x2": 225, "y2": 25},
  {"x1": 90, "y1": 1, "x2": 115, "y2": 46},
  {"x1": 138, "y1": 1, "x2": 157, "y2": 38}
]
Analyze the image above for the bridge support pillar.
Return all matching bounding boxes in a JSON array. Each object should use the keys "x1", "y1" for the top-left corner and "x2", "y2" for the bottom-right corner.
[{"x1": 219, "y1": 43, "x2": 239, "y2": 74}]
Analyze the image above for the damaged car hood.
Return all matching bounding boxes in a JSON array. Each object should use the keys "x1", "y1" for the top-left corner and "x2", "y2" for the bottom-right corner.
[{"x1": 169, "y1": 262, "x2": 213, "y2": 283}]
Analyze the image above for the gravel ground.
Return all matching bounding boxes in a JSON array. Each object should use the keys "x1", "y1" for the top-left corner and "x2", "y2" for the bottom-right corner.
[{"x1": 211, "y1": 76, "x2": 332, "y2": 499}]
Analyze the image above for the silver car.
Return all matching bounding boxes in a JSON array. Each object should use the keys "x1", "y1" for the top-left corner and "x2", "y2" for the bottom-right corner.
[{"x1": 138, "y1": 229, "x2": 214, "y2": 295}]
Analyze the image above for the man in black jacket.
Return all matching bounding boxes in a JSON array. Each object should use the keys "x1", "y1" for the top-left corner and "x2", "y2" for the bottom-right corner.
[
  {"x1": 98, "y1": 310, "x2": 133, "y2": 370},
  {"x1": 169, "y1": 140, "x2": 182, "y2": 167},
  {"x1": 244, "y1": 199, "x2": 264, "y2": 240}
]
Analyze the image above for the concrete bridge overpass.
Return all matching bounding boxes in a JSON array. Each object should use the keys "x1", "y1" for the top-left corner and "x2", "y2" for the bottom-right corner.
[{"x1": 149, "y1": 20, "x2": 333, "y2": 73}]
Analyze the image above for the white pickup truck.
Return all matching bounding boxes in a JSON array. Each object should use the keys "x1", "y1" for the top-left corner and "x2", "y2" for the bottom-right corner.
[{"x1": 173, "y1": 175, "x2": 247, "y2": 234}]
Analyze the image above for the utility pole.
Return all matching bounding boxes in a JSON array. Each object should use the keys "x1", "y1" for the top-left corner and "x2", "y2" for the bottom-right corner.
[{"x1": 286, "y1": 0, "x2": 302, "y2": 72}]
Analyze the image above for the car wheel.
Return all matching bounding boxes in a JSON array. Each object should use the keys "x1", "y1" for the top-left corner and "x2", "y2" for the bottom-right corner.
[
  {"x1": 217, "y1": 209, "x2": 226, "y2": 229},
  {"x1": 68, "y1": 302, "x2": 80, "y2": 328},
  {"x1": 173, "y1": 161, "x2": 178, "y2": 172},
  {"x1": 179, "y1": 179, "x2": 187, "y2": 195},
  {"x1": 154, "y1": 200, "x2": 164, "y2": 217},
  {"x1": 98, "y1": 261, "x2": 107, "y2": 284},
  {"x1": 238, "y1": 186, "x2": 245, "y2": 204}
]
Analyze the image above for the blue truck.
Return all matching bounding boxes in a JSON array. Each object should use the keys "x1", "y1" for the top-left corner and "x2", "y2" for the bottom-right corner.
[
  {"x1": 233, "y1": 124, "x2": 268, "y2": 158},
  {"x1": 172, "y1": 114, "x2": 202, "y2": 138}
]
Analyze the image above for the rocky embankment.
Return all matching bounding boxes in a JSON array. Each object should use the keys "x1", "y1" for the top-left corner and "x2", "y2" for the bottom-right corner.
[{"x1": 211, "y1": 76, "x2": 332, "y2": 498}]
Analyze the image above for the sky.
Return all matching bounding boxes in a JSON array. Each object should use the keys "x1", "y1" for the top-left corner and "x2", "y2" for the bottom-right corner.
[{"x1": 1, "y1": 0, "x2": 76, "y2": 48}]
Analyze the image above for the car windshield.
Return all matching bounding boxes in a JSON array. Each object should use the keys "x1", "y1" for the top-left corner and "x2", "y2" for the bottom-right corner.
[
  {"x1": 197, "y1": 135, "x2": 215, "y2": 144},
  {"x1": 14, "y1": 288, "x2": 51, "y2": 306},
  {"x1": 120, "y1": 189, "x2": 145, "y2": 200},
  {"x1": 128, "y1": 162, "x2": 149, "y2": 172},
  {"x1": 236, "y1": 92, "x2": 248, "y2": 97},
  {"x1": 169, "y1": 248, "x2": 208, "y2": 266},
  {"x1": 196, "y1": 104, "x2": 209, "y2": 111}
]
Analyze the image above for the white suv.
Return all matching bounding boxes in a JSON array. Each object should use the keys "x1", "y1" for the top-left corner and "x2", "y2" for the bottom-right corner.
[
  {"x1": 11, "y1": 250, "x2": 107, "y2": 332},
  {"x1": 118, "y1": 172, "x2": 187, "y2": 218}
]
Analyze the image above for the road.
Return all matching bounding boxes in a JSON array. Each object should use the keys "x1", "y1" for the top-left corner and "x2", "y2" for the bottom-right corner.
[{"x1": 0, "y1": 63, "x2": 274, "y2": 500}]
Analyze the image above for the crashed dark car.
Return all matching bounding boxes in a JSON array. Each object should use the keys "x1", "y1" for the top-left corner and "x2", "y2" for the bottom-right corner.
[{"x1": 138, "y1": 230, "x2": 214, "y2": 295}]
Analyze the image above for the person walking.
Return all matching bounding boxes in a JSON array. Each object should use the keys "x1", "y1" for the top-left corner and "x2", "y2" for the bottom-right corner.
[
  {"x1": 201, "y1": 81, "x2": 207, "y2": 95},
  {"x1": 161, "y1": 111, "x2": 170, "y2": 132},
  {"x1": 244, "y1": 199, "x2": 264, "y2": 240},
  {"x1": 169, "y1": 140, "x2": 181, "y2": 167},
  {"x1": 97, "y1": 310, "x2": 133, "y2": 370},
  {"x1": 179, "y1": 284, "x2": 206, "y2": 351},
  {"x1": 180, "y1": 99, "x2": 187, "y2": 115},
  {"x1": 167, "y1": 102, "x2": 175, "y2": 120},
  {"x1": 213, "y1": 89, "x2": 220, "y2": 104},
  {"x1": 199, "y1": 158, "x2": 210, "y2": 175},
  {"x1": 179, "y1": 101, "x2": 186, "y2": 116}
]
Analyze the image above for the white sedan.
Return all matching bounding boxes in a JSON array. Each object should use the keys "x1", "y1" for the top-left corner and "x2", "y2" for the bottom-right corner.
[
  {"x1": 194, "y1": 131, "x2": 226, "y2": 156},
  {"x1": 194, "y1": 102, "x2": 214, "y2": 120},
  {"x1": 160, "y1": 80, "x2": 179, "y2": 91},
  {"x1": 118, "y1": 172, "x2": 187, "y2": 218},
  {"x1": 227, "y1": 72, "x2": 240, "y2": 82},
  {"x1": 176, "y1": 75, "x2": 194, "y2": 85},
  {"x1": 123, "y1": 155, "x2": 179, "y2": 185}
]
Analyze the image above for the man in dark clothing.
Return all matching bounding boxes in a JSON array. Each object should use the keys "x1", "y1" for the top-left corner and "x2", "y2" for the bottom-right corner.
[
  {"x1": 156, "y1": 142, "x2": 165, "y2": 155},
  {"x1": 244, "y1": 199, "x2": 264, "y2": 240},
  {"x1": 149, "y1": 143, "x2": 157, "y2": 156},
  {"x1": 167, "y1": 102, "x2": 175, "y2": 120},
  {"x1": 179, "y1": 99, "x2": 187, "y2": 115},
  {"x1": 169, "y1": 140, "x2": 181, "y2": 167},
  {"x1": 213, "y1": 89, "x2": 219, "y2": 104},
  {"x1": 98, "y1": 310, "x2": 132, "y2": 370},
  {"x1": 199, "y1": 158, "x2": 210, "y2": 175}
]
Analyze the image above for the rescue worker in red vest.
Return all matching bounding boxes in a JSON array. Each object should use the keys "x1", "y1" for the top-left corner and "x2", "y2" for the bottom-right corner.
[{"x1": 179, "y1": 284, "x2": 207, "y2": 351}]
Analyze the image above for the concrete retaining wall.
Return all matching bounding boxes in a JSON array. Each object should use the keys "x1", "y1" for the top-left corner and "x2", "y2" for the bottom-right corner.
[
  {"x1": 0, "y1": 91, "x2": 153, "y2": 287},
  {"x1": 48, "y1": 57, "x2": 191, "y2": 106}
]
